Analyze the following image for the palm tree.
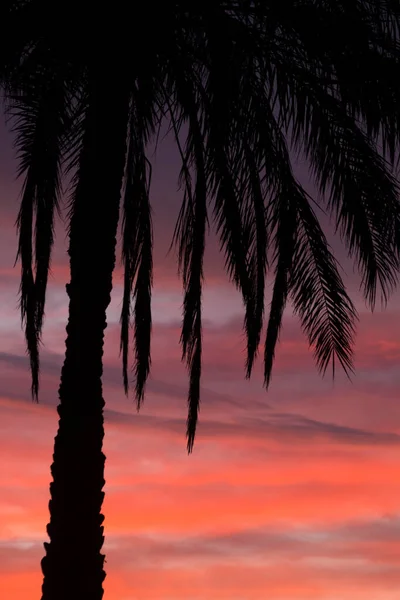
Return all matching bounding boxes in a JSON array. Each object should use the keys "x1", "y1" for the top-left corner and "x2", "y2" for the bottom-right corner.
[{"x1": 3, "y1": 1, "x2": 400, "y2": 599}]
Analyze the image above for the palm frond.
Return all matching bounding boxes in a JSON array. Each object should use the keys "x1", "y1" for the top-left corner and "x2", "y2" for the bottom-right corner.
[
  {"x1": 274, "y1": 63, "x2": 400, "y2": 308},
  {"x1": 166, "y1": 74, "x2": 207, "y2": 453},
  {"x1": 181, "y1": 131, "x2": 206, "y2": 453},
  {"x1": 200, "y1": 32, "x2": 257, "y2": 368},
  {"x1": 265, "y1": 0, "x2": 400, "y2": 160},
  {"x1": 227, "y1": 67, "x2": 359, "y2": 386},
  {"x1": 8, "y1": 71, "x2": 65, "y2": 398},
  {"x1": 289, "y1": 185, "x2": 357, "y2": 377},
  {"x1": 179, "y1": 162, "x2": 205, "y2": 453},
  {"x1": 264, "y1": 184, "x2": 297, "y2": 387},
  {"x1": 120, "y1": 100, "x2": 153, "y2": 406},
  {"x1": 241, "y1": 145, "x2": 268, "y2": 377}
]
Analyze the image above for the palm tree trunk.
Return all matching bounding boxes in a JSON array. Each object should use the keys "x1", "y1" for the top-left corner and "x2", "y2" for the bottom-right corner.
[{"x1": 40, "y1": 76, "x2": 130, "y2": 600}]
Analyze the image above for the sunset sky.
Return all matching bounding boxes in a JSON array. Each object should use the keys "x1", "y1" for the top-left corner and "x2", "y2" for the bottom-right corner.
[{"x1": 1, "y1": 113, "x2": 400, "y2": 600}]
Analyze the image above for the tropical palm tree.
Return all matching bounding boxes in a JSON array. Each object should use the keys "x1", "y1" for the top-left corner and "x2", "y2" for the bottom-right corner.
[{"x1": 3, "y1": 1, "x2": 400, "y2": 599}]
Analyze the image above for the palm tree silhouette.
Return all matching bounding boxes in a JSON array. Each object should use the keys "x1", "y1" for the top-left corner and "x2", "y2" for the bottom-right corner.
[{"x1": 3, "y1": 1, "x2": 400, "y2": 599}]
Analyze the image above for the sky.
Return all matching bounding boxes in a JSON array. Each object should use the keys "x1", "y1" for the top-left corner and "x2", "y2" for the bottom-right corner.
[{"x1": 1, "y1": 116, "x2": 400, "y2": 600}]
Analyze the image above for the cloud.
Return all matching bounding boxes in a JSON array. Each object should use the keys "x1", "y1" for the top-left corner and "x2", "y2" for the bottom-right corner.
[
  {"x1": 1, "y1": 344, "x2": 399, "y2": 452},
  {"x1": 0, "y1": 540, "x2": 43, "y2": 574},
  {"x1": 102, "y1": 514, "x2": 400, "y2": 570},
  {"x1": 102, "y1": 406, "x2": 400, "y2": 449}
]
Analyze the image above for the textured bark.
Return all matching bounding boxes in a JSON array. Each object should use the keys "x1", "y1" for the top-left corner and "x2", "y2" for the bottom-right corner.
[{"x1": 40, "y1": 75, "x2": 129, "y2": 600}]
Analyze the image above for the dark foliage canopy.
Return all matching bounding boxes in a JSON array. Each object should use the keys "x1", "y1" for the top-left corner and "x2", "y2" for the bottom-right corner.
[{"x1": 2, "y1": 0, "x2": 400, "y2": 451}]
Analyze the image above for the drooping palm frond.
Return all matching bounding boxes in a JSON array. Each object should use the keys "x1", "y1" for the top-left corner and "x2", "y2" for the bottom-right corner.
[
  {"x1": 255, "y1": 2, "x2": 400, "y2": 308},
  {"x1": 277, "y1": 70, "x2": 400, "y2": 308},
  {"x1": 163, "y1": 34, "x2": 259, "y2": 448},
  {"x1": 120, "y1": 100, "x2": 153, "y2": 406},
  {"x1": 216, "y1": 70, "x2": 295, "y2": 385},
  {"x1": 289, "y1": 185, "x2": 357, "y2": 377},
  {"x1": 7, "y1": 67, "x2": 65, "y2": 398},
  {"x1": 165, "y1": 71, "x2": 208, "y2": 452},
  {"x1": 263, "y1": 184, "x2": 298, "y2": 387},
  {"x1": 215, "y1": 53, "x2": 359, "y2": 388},
  {"x1": 164, "y1": 1, "x2": 400, "y2": 447},
  {"x1": 199, "y1": 22, "x2": 258, "y2": 373},
  {"x1": 168, "y1": 40, "x2": 261, "y2": 386},
  {"x1": 242, "y1": 146, "x2": 268, "y2": 377},
  {"x1": 177, "y1": 128, "x2": 206, "y2": 452}
]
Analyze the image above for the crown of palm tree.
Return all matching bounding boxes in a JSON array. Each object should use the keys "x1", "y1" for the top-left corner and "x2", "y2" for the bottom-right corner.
[{"x1": 3, "y1": 0, "x2": 400, "y2": 451}]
